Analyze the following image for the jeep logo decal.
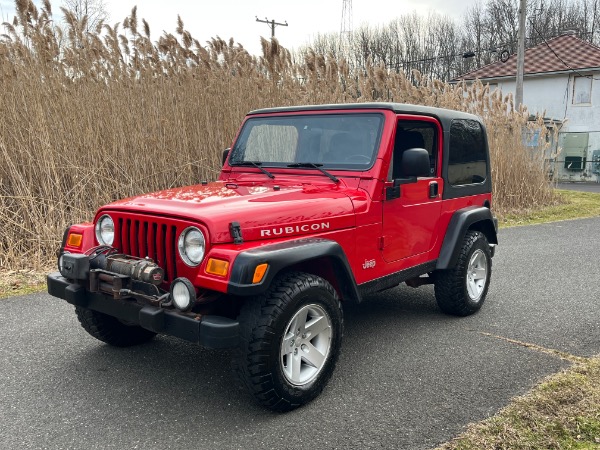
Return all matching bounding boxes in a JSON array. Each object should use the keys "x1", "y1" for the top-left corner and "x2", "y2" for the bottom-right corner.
[
  {"x1": 362, "y1": 259, "x2": 376, "y2": 269},
  {"x1": 260, "y1": 222, "x2": 330, "y2": 237}
]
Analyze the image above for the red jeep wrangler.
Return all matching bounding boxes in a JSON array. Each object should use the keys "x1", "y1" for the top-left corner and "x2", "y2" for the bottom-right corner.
[{"x1": 48, "y1": 103, "x2": 497, "y2": 411}]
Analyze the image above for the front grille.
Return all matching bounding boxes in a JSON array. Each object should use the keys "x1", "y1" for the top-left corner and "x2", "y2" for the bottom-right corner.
[{"x1": 114, "y1": 217, "x2": 179, "y2": 283}]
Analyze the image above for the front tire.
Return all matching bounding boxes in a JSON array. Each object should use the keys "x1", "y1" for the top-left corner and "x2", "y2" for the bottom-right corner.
[
  {"x1": 434, "y1": 230, "x2": 492, "y2": 316},
  {"x1": 233, "y1": 272, "x2": 343, "y2": 412},
  {"x1": 75, "y1": 306, "x2": 157, "y2": 347}
]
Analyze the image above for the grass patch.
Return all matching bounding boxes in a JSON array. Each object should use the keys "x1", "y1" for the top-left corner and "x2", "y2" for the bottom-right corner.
[
  {"x1": 437, "y1": 358, "x2": 600, "y2": 449},
  {"x1": 0, "y1": 269, "x2": 46, "y2": 299},
  {"x1": 499, "y1": 190, "x2": 600, "y2": 228}
]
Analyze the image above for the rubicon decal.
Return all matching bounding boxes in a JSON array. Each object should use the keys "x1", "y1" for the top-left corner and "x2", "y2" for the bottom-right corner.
[{"x1": 260, "y1": 222, "x2": 330, "y2": 237}]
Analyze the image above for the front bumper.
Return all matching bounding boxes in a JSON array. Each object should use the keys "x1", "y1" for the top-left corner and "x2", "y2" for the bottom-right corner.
[{"x1": 47, "y1": 272, "x2": 239, "y2": 349}]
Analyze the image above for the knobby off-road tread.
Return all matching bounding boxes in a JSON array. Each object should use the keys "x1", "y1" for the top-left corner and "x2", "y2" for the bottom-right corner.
[
  {"x1": 233, "y1": 271, "x2": 343, "y2": 412},
  {"x1": 75, "y1": 306, "x2": 156, "y2": 347},
  {"x1": 434, "y1": 230, "x2": 491, "y2": 317}
]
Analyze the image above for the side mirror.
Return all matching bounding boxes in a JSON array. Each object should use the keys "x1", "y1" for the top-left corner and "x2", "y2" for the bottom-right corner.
[
  {"x1": 400, "y1": 148, "x2": 430, "y2": 178},
  {"x1": 222, "y1": 148, "x2": 230, "y2": 166}
]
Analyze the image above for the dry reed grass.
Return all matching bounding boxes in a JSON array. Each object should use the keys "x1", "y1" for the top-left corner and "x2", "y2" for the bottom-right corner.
[{"x1": 0, "y1": 2, "x2": 557, "y2": 270}]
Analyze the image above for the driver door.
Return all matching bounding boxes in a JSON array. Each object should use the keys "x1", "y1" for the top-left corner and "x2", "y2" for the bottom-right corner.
[{"x1": 381, "y1": 116, "x2": 443, "y2": 263}]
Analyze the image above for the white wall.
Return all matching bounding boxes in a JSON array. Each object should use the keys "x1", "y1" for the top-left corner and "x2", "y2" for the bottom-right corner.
[
  {"x1": 485, "y1": 73, "x2": 600, "y2": 181},
  {"x1": 491, "y1": 72, "x2": 600, "y2": 133}
]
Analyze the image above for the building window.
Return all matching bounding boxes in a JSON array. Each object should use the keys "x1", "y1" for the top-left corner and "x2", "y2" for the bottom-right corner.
[
  {"x1": 560, "y1": 132, "x2": 589, "y2": 171},
  {"x1": 573, "y1": 76, "x2": 592, "y2": 104}
]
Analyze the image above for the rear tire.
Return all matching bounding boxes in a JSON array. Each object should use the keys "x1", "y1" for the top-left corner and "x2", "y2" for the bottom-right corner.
[
  {"x1": 75, "y1": 306, "x2": 156, "y2": 347},
  {"x1": 434, "y1": 230, "x2": 492, "y2": 316},
  {"x1": 233, "y1": 272, "x2": 343, "y2": 412}
]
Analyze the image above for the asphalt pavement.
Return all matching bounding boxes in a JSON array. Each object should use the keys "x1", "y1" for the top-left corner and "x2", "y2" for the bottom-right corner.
[
  {"x1": 1, "y1": 217, "x2": 599, "y2": 450},
  {"x1": 557, "y1": 181, "x2": 600, "y2": 193}
]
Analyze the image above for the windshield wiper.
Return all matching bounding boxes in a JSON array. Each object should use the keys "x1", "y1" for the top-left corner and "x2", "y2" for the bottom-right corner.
[
  {"x1": 234, "y1": 161, "x2": 275, "y2": 179},
  {"x1": 286, "y1": 163, "x2": 339, "y2": 183}
]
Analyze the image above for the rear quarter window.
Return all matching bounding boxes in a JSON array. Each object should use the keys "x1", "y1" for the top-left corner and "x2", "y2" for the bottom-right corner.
[{"x1": 448, "y1": 119, "x2": 488, "y2": 185}]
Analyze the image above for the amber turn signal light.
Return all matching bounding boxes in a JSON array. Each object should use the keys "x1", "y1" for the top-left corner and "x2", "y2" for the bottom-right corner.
[
  {"x1": 205, "y1": 258, "x2": 229, "y2": 277},
  {"x1": 66, "y1": 233, "x2": 83, "y2": 248},
  {"x1": 252, "y1": 263, "x2": 268, "y2": 284}
]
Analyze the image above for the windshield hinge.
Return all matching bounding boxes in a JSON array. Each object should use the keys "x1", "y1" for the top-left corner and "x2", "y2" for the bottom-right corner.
[{"x1": 229, "y1": 221, "x2": 244, "y2": 244}]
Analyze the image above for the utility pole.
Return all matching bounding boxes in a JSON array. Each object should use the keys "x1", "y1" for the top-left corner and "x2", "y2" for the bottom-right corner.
[
  {"x1": 256, "y1": 17, "x2": 288, "y2": 38},
  {"x1": 515, "y1": 0, "x2": 527, "y2": 109}
]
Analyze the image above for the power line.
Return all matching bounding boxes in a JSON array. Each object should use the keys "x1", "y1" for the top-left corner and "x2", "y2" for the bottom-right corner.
[
  {"x1": 384, "y1": 28, "x2": 599, "y2": 74},
  {"x1": 386, "y1": 46, "x2": 505, "y2": 68}
]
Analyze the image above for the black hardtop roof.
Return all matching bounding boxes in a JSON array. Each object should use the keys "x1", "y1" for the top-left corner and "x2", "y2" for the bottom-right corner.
[{"x1": 247, "y1": 102, "x2": 482, "y2": 124}]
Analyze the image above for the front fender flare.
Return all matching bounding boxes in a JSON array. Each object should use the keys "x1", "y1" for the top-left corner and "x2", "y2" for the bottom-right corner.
[{"x1": 227, "y1": 238, "x2": 360, "y2": 303}]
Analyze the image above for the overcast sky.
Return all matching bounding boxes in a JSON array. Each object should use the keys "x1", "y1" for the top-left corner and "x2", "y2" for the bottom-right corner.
[{"x1": 0, "y1": 0, "x2": 474, "y2": 55}]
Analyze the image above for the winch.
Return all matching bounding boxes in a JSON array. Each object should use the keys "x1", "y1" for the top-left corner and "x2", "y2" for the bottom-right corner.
[
  {"x1": 88, "y1": 247, "x2": 164, "y2": 285},
  {"x1": 60, "y1": 246, "x2": 164, "y2": 285}
]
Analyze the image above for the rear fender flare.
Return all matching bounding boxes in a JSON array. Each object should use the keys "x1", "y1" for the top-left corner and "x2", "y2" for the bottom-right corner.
[{"x1": 436, "y1": 206, "x2": 498, "y2": 270}]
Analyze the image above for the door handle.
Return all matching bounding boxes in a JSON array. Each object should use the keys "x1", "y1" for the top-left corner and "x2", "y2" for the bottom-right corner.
[{"x1": 429, "y1": 181, "x2": 438, "y2": 198}]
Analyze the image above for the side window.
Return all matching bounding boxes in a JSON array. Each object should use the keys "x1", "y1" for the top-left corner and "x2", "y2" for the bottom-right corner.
[
  {"x1": 448, "y1": 119, "x2": 488, "y2": 185},
  {"x1": 392, "y1": 121, "x2": 438, "y2": 179}
]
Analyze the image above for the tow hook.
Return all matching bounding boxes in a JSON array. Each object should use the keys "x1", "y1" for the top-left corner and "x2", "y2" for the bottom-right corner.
[{"x1": 117, "y1": 289, "x2": 170, "y2": 307}]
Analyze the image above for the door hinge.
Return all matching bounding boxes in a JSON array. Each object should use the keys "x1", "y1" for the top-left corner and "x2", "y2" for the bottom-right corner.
[{"x1": 385, "y1": 179, "x2": 401, "y2": 200}]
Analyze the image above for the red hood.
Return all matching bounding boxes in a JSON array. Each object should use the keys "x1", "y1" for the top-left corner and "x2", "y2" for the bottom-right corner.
[{"x1": 99, "y1": 181, "x2": 361, "y2": 243}]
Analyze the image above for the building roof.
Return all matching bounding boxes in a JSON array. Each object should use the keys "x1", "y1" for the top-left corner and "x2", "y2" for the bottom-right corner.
[{"x1": 455, "y1": 33, "x2": 600, "y2": 81}]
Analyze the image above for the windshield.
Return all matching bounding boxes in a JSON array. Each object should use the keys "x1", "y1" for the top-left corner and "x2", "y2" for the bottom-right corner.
[{"x1": 229, "y1": 113, "x2": 384, "y2": 170}]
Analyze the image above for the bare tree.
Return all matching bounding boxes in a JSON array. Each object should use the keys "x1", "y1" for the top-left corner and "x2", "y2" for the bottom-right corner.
[
  {"x1": 62, "y1": 0, "x2": 108, "y2": 33},
  {"x1": 298, "y1": 0, "x2": 600, "y2": 82}
]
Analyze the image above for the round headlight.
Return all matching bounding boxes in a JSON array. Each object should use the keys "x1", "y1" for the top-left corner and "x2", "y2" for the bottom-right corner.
[
  {"x1": 178, "y1": 226, "x2": 205, "y2": 266},
  {"x1": 170, "y1": 278, "x2": 196, "y2": 312},
  {"x1": 95, "y1": 214, "x2": 114, "y2": 246}
]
